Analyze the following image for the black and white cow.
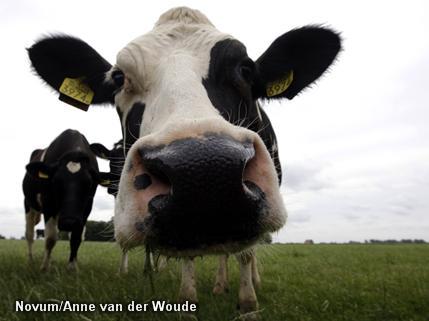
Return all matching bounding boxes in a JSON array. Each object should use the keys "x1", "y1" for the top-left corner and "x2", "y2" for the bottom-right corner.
[
  {"x1": 23, "y1": 129, "x2": 107, "y2": 271},
  {"x1": 28, "y1": 7, "x2": 341, "y2": 315}
]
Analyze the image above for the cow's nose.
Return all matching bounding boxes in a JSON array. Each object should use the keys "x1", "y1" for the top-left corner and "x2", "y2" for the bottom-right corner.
[
  {"x1": 133, "y1": 134, "x2": 268, "y2": 251},
  {"x1": 139, "y1": 135, "x2": 255, "y2": 202}
]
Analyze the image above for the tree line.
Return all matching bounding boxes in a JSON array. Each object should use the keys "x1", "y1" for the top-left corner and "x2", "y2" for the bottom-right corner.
[
  {"x1": 0, "y1": 220, "x2": 114, "y2": 242},
  {"x1": 0, "y1": 228, "x2": 427, "y2": 244}
]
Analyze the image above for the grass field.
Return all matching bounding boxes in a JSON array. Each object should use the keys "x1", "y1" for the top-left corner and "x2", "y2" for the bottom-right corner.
[{"x1": 0, "y1": 240, "x2": 428, "y2": 321}]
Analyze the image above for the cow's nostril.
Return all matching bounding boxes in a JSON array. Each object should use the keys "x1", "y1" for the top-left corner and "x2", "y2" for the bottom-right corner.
[
  {"x1": 134, "y1": 173, "x2": 152, "y2": 190},
  {"x1": 144, "y1": 162, "x2": 171, "y2": 186},
  {"x1": 148, "y1": 194, "x2": 171, "y2": 214},
  {"x1": 130, "y1": 151, "x2": 173, "y2": 217},
  {"x1": 138, "y1": 135, "x2": 257, "y2": 201}
]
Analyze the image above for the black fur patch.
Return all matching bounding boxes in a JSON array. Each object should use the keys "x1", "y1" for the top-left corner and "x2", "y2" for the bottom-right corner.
[
  {"x1": 203, "y1": 39, "x2": 282, "y2": 183},
  {"x1": 254, "y1": 26, "x2": 342, "y2": 99}
]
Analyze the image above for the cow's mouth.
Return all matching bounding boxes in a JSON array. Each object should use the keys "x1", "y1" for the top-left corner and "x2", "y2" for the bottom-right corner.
[{"x1": 133, "y1": 179, "x2": 266, "y2": 255}]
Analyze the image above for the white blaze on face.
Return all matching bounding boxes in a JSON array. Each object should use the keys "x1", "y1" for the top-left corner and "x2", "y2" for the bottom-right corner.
[
  {"x1": 66, "y1": 161, "x2": 81, "y2": 174},
  {"x1": 114, "y1": 8, "x2": 232, "y2": 137}
]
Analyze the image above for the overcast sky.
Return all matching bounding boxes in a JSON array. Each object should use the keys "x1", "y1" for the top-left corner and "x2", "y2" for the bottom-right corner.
[{"x1": 0, "y1": 0, "x2": 428, "y2": 243}]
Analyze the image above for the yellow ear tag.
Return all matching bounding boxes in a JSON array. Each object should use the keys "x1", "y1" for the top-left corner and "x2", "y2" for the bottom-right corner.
[
  {"x1": 59, "y1": 78, "x2": 94, "y2": 111},
  {"x1": 38, "y1": 171, "x2": 49, "y2": 179},
  {"x1": 266, "y1": 70, "x2": 294, "y2": 97}
]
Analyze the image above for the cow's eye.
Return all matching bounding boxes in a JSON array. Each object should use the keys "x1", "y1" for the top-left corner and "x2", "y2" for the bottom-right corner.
[
  {"x1": 239, "y1": 59, "x2": 255, "y2": 83},
  {"x1": 112, "y1": 70, "x2": 125, "y2": 88}
]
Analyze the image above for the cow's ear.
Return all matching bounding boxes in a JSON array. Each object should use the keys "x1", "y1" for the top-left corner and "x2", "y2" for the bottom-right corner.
[
  {"x1": 253, "y1": 26, "x2": 341, "y2": 100},
  {"x1": 28, "y1": 35, "x2": 116, "y2": 105},
  {"x1": 26, "y1": 162, "x2": 56, "y2": 180},
  {"x1": 90, "y1": 143, "x2": 111, "y2": 160},
  {"x1": 98, "y1": 172, "x2": 112, "y2": 187}
]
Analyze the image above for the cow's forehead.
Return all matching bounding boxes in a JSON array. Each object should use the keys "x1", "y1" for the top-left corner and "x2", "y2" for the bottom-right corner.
[{"x1": 115, "y1": 7, "x2": 232, "y2": 91}]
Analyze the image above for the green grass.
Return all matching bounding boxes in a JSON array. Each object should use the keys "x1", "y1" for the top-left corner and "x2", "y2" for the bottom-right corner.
[{"x1": 0, "y1": 240, "x2": 428, "y2": 321}]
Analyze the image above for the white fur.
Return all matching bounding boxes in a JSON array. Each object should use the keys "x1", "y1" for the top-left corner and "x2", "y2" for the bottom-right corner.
[
  {"x1": 237, "y1": 253, "x2": 258, "y2": 317},
  {"x1": 179, "y1": 258, "x2": 197, "y2": 303},
  {"x1": 40, "y1": 149, "x2": 47, "y2": 162},
  {"x1": 251, "y1": 254, "x2": 261, "y2": 289},
  {"x1": 66, "y1": 161, "x2": 81, "y2": 173},
  {"x1": 119, "y1": 249, "x2": 129, "y2": 274},
  {"x1": 255, "y1": 102, "x2": 263, "y2": 122},
  {"x1": 213, "y1": 254, "x2": 229, "y2": 294}
]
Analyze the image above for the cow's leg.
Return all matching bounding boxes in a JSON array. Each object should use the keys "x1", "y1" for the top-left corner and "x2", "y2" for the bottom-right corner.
[
  {"x1": 213, "y1": 254, "x2": 229, "y2": 294},
  {"x1": 25, "y1": 207, "x2": 40, "y2": 262},
  {"x1": 68, "y1": 225, "x2": 84, "y2": 271},
  {"x1": 40, "y1": 216, "x2": 58, "y2": 271},
  {"x1": 250, "y1": 251, "x2": 261, "y2": 290},
  {"x1": 178, "y1": 258, "x2": 198, "y2": 304},
  {"x1": 119, "y1": 248, "x2": 129, "y2": 274},
  {"x1": 145, "y1": 252, "x2": 155, "y2": 273},
  {"x1": 236, "y1": 252, "x2": 259, "y2": 320},
  {"x1": 155, "y1": 255, "x2": 167, "y2": 272}
]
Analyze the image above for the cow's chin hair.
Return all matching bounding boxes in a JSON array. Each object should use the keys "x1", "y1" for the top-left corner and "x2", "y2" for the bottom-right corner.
[
  {"x1": 153, "y1": 238, "x2": 260, "y2": 258},
  {"x1": 114, "y1": 217, "x2": 259, "y2": 257},
  {"x1": 114, "y1": 181, "x2": 287, "y2": 255}
]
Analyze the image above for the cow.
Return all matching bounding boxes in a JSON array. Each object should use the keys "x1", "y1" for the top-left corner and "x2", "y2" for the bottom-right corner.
[
  {"x1": 23, "y1": 129, "x2": 108, "y2": 271},
  {"x1": 28, "y1": 7, "x2": 341, "y2": 317}
]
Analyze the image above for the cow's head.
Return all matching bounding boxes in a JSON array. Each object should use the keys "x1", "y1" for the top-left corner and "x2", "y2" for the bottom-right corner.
[
  {"x1": 90, "y1": 140, "x2": 125, "y2": 197},
  {"x1": 28, "y1": 7, "x2": 341, "y2": 256},
  {"x1": 26, "y1": 151, "x2": 102, "y2": 231}
]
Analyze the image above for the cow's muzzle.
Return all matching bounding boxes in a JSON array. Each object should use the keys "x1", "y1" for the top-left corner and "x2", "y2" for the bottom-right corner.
[{"x1": 133, "y1": 134, "x2": 268, "y2": 252}]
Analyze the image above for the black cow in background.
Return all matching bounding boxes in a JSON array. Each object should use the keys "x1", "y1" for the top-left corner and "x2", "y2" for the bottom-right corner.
[
  {"x1": 90, "y1": 139, "x2": 124, "y2": 197},
  {"x1": 23, "y1": 129, "x2": 108, "y2": 271}
]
